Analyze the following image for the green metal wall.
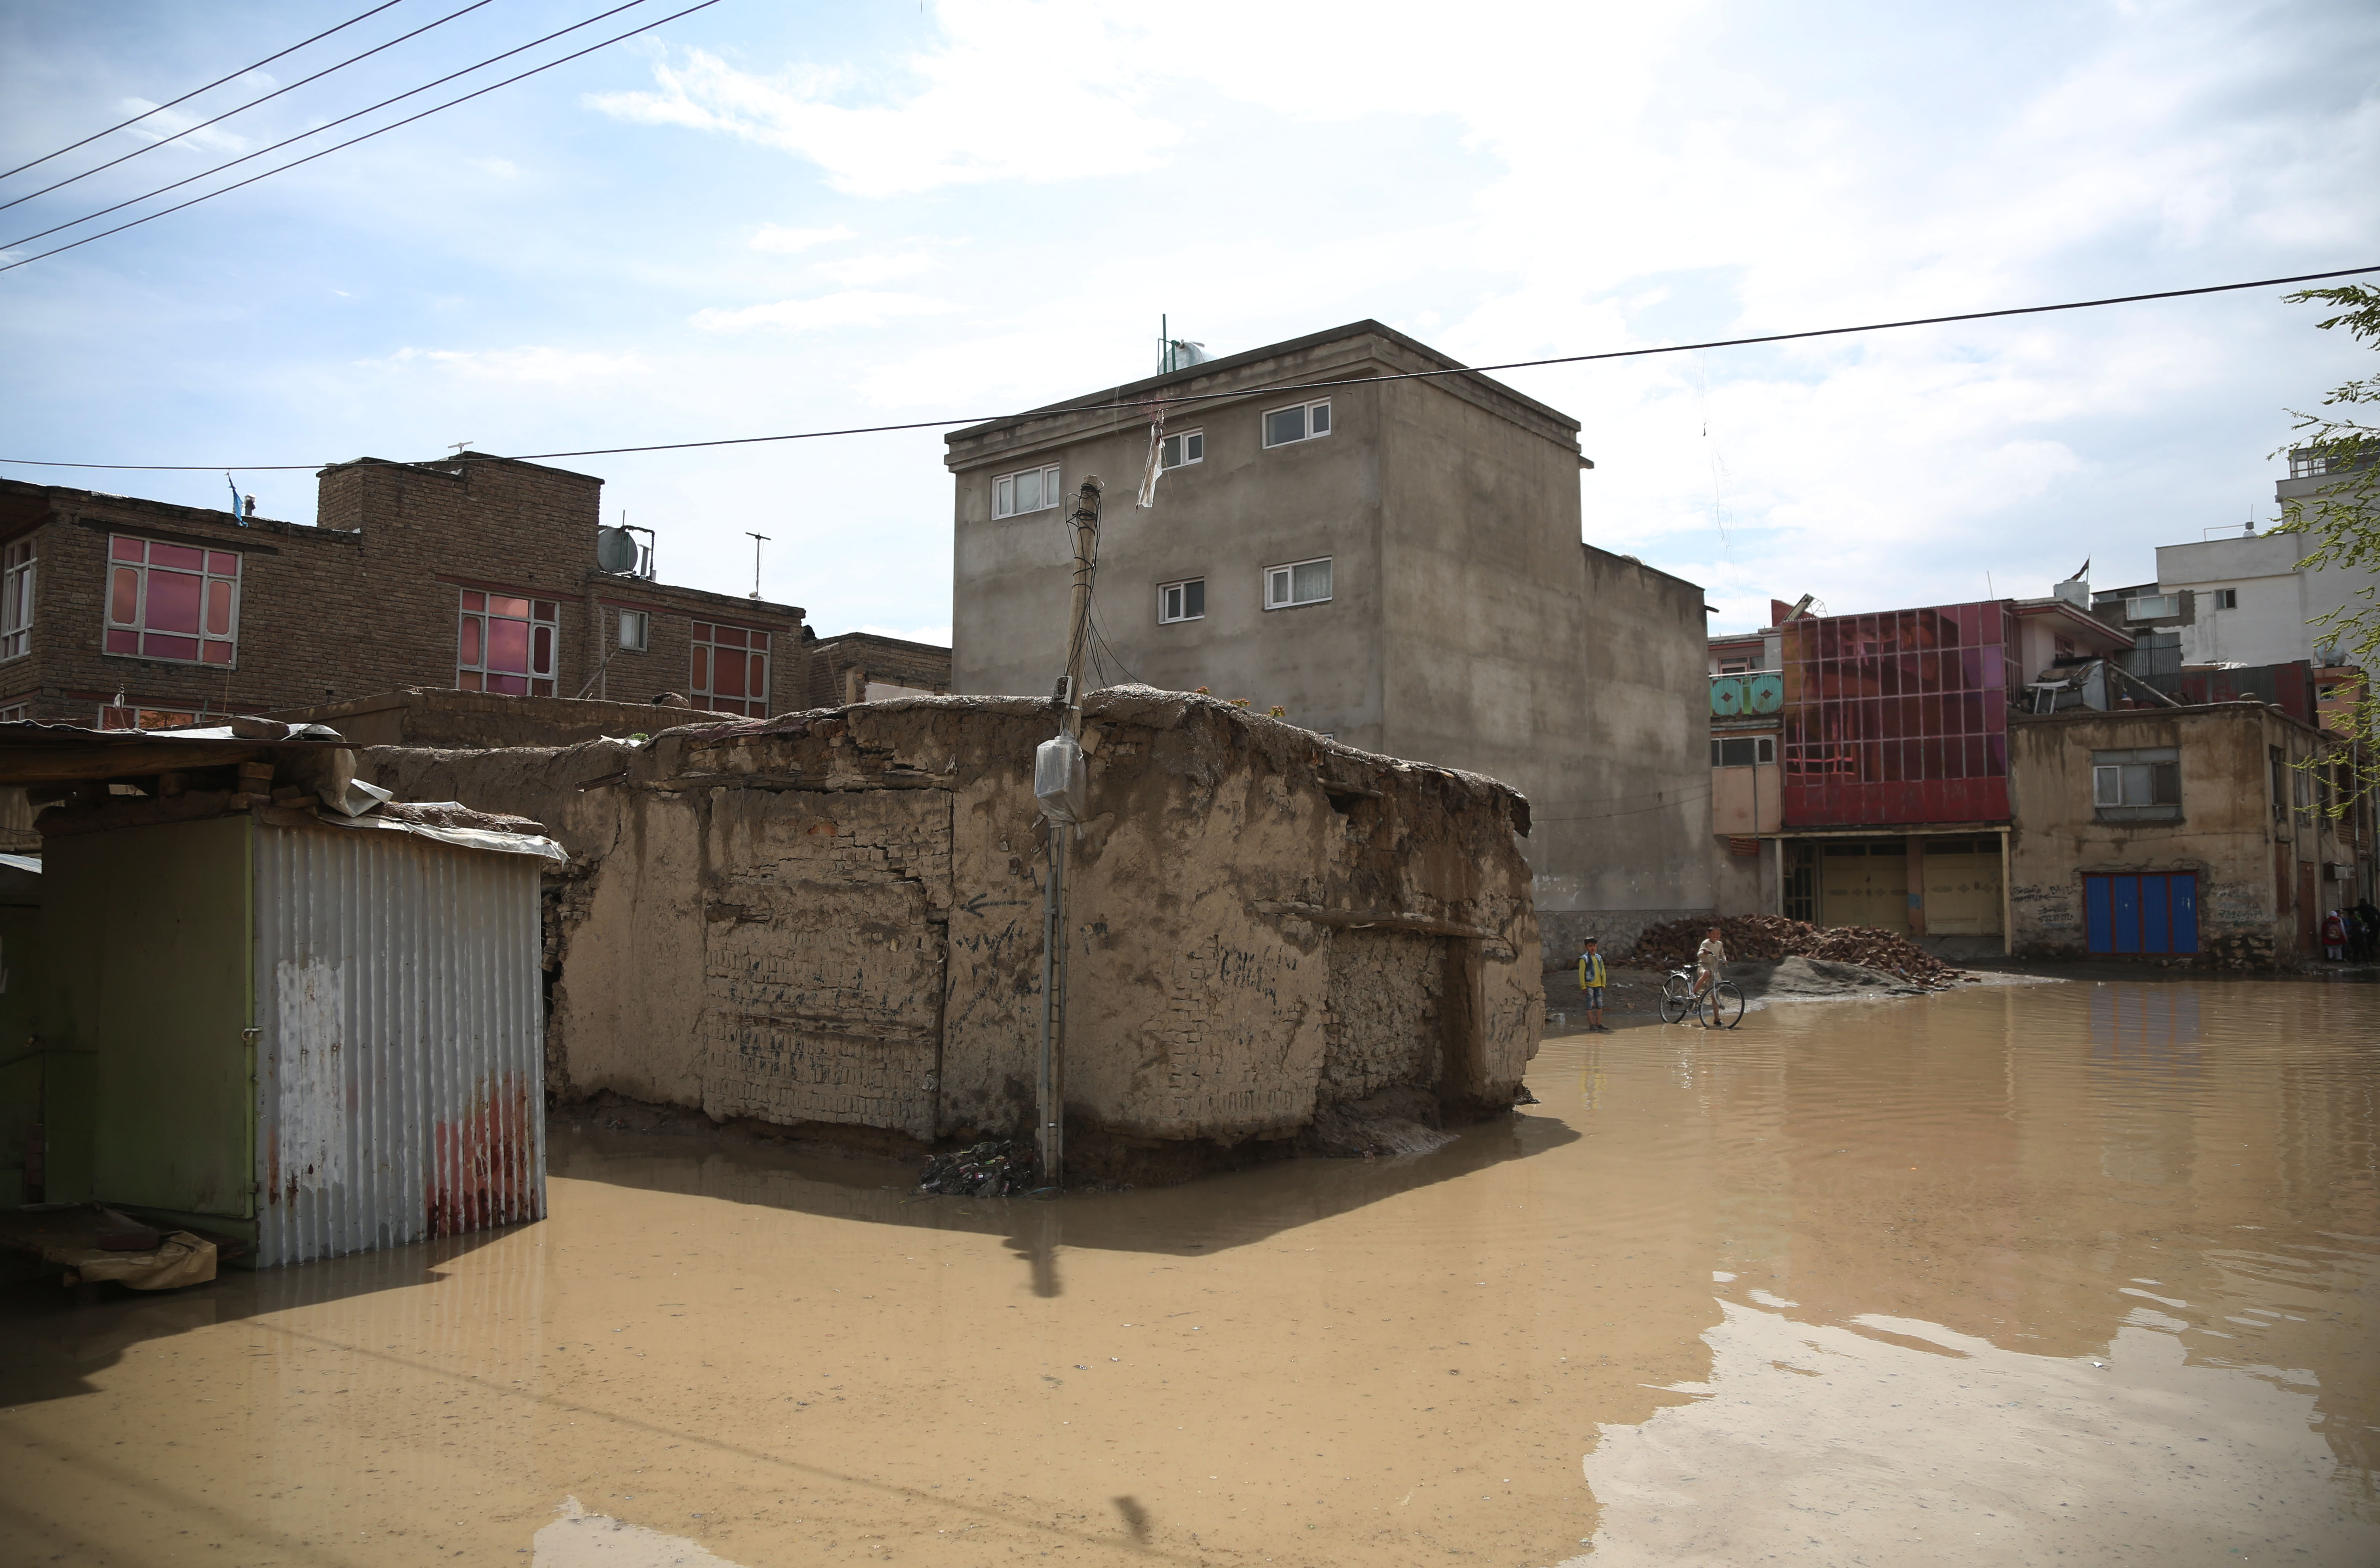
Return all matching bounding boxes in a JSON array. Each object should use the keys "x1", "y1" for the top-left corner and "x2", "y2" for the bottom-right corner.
[{"x1": 43, "y1": 818, "x2": 255, "y2": 1219}]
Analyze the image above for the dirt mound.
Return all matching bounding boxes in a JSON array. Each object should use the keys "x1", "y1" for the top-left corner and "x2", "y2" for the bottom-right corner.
[{"x1": 1626, "y1": 914, "x2": 1966, "y2": 984}]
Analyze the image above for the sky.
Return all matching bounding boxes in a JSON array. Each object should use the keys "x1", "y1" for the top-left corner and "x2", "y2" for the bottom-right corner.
[{"x1": 3, "y1": 0, "x2": 2376, "y2": 642}]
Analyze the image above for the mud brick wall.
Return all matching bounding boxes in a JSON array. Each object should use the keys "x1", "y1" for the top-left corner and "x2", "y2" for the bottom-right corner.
[{"x1": 363, "y1": 687, "x2": 1542, "y2": 1165}]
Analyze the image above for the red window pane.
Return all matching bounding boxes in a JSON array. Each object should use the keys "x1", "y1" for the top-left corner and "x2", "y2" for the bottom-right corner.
[
  {"x1": 111, "y1": 537, "x2": 145, "y2": 562},
  {"x1": 109, "y1": 566, "x2": 140, "y2": 624},
  {"x1": 745, "y1": 655, "x2": 766, "y2": 705},
  {"x1": 534, "y1": 601, "x2": 557, "y2": 622},
  {"x1": 202, "y1": 641, "x2": 233, "y2": 665},
  {"x1": 487, "y1": 618, "x2": 529, "y2": 674},
  {"x1": 531, "y1": 679, "x2": 554, "y2": 698},
  {"x1": 715, "y1": 626, "x2": 747, "y2": 648},
  {"x1": 490, "y1": 595, "x2": 531, "y2": 619},
  {"x1": 462, "y1": 591, "x2": 486, "y2": 612},
  {"x1": 691, "y1": 647, "x2": 708, "y2": 689},
  {"x1": 751, "y1": 632, "x2": 769, "y2": 652},
  {"x1": 142, "y1": 634, "x2": 200, "y2": 661},
  {"x1": 691, "y1": 623, "x2": 712, "y2": 641},
  {"x1": 150, "y1": 542, "x2": 204, "y2": 571},
  {"x1": 106, "y1": 628, "x2": 139, "y2": 654},
  {"x1": 205, "y1": 579, "x2": 234, "y2": 636},
  {"x1": 144, "y1": 569, "x2": 203, "y2": 634},
  {"x1": 717, "y1": 650, "x2": 746, "y2": 698},
  {"x1": 532, "y1": 624, "x2": 553, "y2": 675},
  {"x1": 488, "y1": 674, "x2": 528, "y2": 696},
  {"x1": 460, "y1": 617, "x2": 483, "y2": 665},
  {"x1": 207, "y1": 552, "x2": 239, "y2": 576},
  {"x1": 459, "y1": 671, "x2": 484, "y2": 691}
]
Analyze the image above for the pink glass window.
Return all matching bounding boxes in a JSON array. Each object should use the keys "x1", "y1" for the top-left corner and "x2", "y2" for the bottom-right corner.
[
  {"x1": 457, "y1": 588, "x2": 557, "y2": 698},
  {"x1": 689, "y1": 621, "x2": 771, "y2": 717},
  {"x1": 104, "y1": 535, "x2": 239, "y2": 664}
]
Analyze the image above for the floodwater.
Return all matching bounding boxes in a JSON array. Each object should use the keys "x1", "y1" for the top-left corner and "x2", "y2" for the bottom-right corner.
[{"x1": 3, "y1": 980, "x2": 2376, "y2": 1566}]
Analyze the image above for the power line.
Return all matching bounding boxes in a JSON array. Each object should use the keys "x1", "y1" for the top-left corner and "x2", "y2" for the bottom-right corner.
[
  {"x1": 1, "y1": 0, "x2": 669, "y2": 259},
  {"x1": 0, "y1": 0, "x2": 411, "y2": 182},
  {"x1": 1, "y1": 0, "x2": 504, "y2": 215},
  {"x1": 3, "y1": 262, "x2": 2375, "y2": 471}
]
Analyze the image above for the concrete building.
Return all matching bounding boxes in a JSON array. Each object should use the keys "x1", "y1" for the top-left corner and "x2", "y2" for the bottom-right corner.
[
  {"x1": 2155, "y1": 518, "x2": 2378, "y2": 673},
  {"x1": 361, "y1": 688, "x2": 1544, "y2": 1182},
  {"x1": 803, "y1": 630, "x2": 953, "y2": 709},
  {"x1": 0, "y1": 456, "x2": 806, "y2": 728},
  {"x1": 943, "y1": 321, "x2": 1712, "y2": 961}
]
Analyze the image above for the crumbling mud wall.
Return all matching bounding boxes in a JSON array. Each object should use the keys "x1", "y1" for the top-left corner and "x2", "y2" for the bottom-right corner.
[{"x1": 362, "y1": 686, "x2": 1542, "y2": 1177}]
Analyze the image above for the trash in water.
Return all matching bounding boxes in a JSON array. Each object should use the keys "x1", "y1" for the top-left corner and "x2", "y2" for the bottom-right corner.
[{"x1": 917, "y1": 1139, "x2": 1039, "y2": 1197}]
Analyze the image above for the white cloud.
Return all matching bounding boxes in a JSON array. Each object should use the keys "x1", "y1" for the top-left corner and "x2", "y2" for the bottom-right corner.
[
  {"x1": 470, "y1": 157, "x2": 520, "y2": 179},
  {"x1": 750, "y1": 223, "x2": 855, "y2": 253},
  {"x1": 812, "y1": 250, "x2": 934, "y2": 287},
  {"x1": 370, "y1": 346, "x2": 648, "y2": 384},
  {"x1": 689, "y1": 290, "x2": 955, "y2": 333},
  {"x1": 587, "y1": 6, "x2": 1181, "y2": 198},
  {"x1": 118, "y1": 98, "x2": 251, "y2": 154}
]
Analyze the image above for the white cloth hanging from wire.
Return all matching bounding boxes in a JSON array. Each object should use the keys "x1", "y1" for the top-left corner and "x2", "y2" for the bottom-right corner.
[{"x1": 1135, "y1": 401, "x2": 1168, "y2": 509}]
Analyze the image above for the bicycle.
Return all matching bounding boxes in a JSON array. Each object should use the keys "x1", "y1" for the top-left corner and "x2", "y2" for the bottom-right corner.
[{"x1": 1658, "y1": 966, "x2": 1745, "y2": 1029}]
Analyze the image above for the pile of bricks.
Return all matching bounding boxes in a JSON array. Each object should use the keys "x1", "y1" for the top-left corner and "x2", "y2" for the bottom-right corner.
[{"x1": 1626, "y1": 914, "x2": 1968, "y2": 983}]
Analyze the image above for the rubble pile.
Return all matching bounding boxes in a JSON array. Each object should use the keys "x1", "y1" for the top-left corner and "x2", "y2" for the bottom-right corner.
[
  {"x1": 1626, "y1": 914, "x2": 1969, "y2": 984},
  {"x1": 917, "y1": 1139, "x2": 1041, "y2": 1198}
]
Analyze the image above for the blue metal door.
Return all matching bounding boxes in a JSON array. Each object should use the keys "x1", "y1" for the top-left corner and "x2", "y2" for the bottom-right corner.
[
  {"x1": 2170, "y1": 873, "x2": 2198, "y2": 953},
  {"x1": 2085, "y1": 875, "x2": 2114, "y2": 953},
  {"x1": 2141, "y1": 875, "x2": 2170, "y2": 953},
  {"x1": 2111, "y1": 876, "x2": 2142, "y2": 953}
]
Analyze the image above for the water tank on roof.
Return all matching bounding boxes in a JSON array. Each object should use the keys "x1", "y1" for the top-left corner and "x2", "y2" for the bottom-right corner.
[
  {"x1": 595, "y1": 526, "x2": 641, "y2": 575},
  {"x1": 1746, "y1": 672, "x2": 1784, "y2": 713}
]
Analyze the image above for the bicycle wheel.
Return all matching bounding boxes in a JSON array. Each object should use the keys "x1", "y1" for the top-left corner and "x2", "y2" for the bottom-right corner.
[
  {"x1": 1657, "y1": 977, "x2": 1692, "y2": 1024},
  {"x1": 1706, "y1": 980, "x2": 1745, "y2": 1030}
]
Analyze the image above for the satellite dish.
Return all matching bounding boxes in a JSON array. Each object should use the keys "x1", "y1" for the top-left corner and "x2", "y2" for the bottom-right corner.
[{"x1": 595, "y1": 526, "x2": 640, "y2": 575}]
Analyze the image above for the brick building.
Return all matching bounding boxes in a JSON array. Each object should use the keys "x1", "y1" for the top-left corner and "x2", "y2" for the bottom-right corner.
[
  {"x1": 0, "y1": 455, "x2": 806, "y2": 727},
  {"x1": 803, "y1": 630, "x2": 953, "y2": 709}
]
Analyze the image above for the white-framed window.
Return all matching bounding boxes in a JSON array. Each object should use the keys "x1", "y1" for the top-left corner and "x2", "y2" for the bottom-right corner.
[
  {"x1": 2211, "y1": 588, "x2": 2238, "y2": 609},
  {"x1": 994, "y1": 464, "x2": 1061, "y2": 518},
  {"x1": 0, "y1": 701, "x2": 30, "y2": 723},
  {"x1": 105, "y1": 535, "x2": 240, "y2": 666},
  {"x1": 1159, "y1": 577, "x2": 1206, "y2": 624},
  {"x1": 1710, "y1": 736, "x2": 1776, "y2": 766},
  {"x1": 1, "y1": 537, "x2": 33, "y2": 660},
  {"x1": 1161, "y1": 430, "x2": 1204, "y2": 469},
  {"x1": 1263, "y1": 400, "x2": 1331, "y2": 448},
  {"x1": 690, "y1": 621, "x2": 771, "y2": 717},
  {"x1": 2092, "y1": 751, "x2": 2181, "y2": 810},
  {"x1": 458, "y1": 590, "x2": 557, "y2": 696},
  {"x1": 619, "y1": 609, "x2": 650, "y2": 652},
  {"x1": 1265, "y1": 556, "x2": 1332, "y2": 609}
]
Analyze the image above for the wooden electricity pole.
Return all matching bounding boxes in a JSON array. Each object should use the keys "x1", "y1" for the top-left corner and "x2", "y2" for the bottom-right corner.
[{"x1": 1036, "y1": 476, "x2": 1102, "y2": 1187}]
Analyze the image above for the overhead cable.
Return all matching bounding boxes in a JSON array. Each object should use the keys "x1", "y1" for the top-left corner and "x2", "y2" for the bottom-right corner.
[
  {"x1": 2, "y1": 262, "x2": 2375, "y2": 471},
  {"x1": 0, "y1": 0, "x2": 412, "y2": 182},
  {"x1": 0, "y1": 0, "x2": 682, "y2": 262},
  {"x1": 1, "y1": 0, "x2": 505, "y2": 215}
]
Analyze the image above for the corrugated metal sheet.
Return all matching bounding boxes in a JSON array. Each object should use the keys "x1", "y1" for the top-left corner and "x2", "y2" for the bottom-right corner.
[{"x1": 252, "y1": 823, "x2": 545, "y2": 1268}]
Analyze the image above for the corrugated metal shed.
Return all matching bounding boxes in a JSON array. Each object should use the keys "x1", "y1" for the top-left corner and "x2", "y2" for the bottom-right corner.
[{"x1": 253, "y1": 824, "x2": 546, "y2": 1267}]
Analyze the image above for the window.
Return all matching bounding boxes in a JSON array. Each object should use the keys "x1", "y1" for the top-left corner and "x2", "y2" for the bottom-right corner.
[
  {"x1": 105, "y1": 536, "x2": 239, "y2": 665},
  {"x1": 2124, "y1": 594, "x2": 2179, "y2": 620},
  {"x1": 97, "y1": 705, "x2": 200, "y2": 730},
  {"x1": 2092, "y1": 747, "x2": 2181, "y2": 819},
  {"x1": 619, "y1": 609, "x2": 650, "y2": 652},
  {"x1": 1160, "y1": 430, "x2": 1204, "y2": 469},
  {"x1": 458, "y1": 591, "x2": 557, "y2": 696},
  {"x1": 1717, "y1": 657, "x2": 1755, "y2": 674},
  {"x1": 1158, "y1": 578, "x2": 1205, "y2": 624},
  {"x1": 994, "y1": 464, "x2": 1061, "y2": 518},
  {"x1": 2, "y1": 538, "x2": 32, "y2": 660},
  {"x1": 2211, "y1": 588, "x2": 2238, "y2": 610},
  {"x1": 0, "y1": 701, "x2": 30, "y2": 723},
  {"x1": 1263, "y1": 400, "x2": 1331, "y2": 447},
  {"x1": 690, "y1": 622, "x2": 771, "y2": 717},
  {"x1": 1710, "y1": 736, "x2": 1776, "y2": 767},
  {"x1": 1265, "y1": 557, "x2": 1332, "y2": 609}
]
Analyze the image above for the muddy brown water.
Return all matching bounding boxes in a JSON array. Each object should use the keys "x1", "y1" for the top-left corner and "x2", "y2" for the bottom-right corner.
[{"x1": 3, "y1": 979, "x2": 2375, "y2": 1565}]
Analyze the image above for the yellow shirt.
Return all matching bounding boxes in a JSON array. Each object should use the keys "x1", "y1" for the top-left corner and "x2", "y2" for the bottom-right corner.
[{"x1": 1578, "y1": 953, "x2": 1606, "y2": 988}]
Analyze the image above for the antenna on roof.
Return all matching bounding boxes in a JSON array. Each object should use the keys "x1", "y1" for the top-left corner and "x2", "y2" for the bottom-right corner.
[{"x1": 449, "y1": 440, "x2": 474, "y2": 456}]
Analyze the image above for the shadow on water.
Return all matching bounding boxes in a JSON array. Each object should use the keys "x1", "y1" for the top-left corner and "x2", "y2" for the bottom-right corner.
[
  {"x1": 0, "y1": 1223, "x2": 526, "y2": 1408},
  {"x1": 551, "y1": 1109, "x2": 1580, "y2": 1297}
]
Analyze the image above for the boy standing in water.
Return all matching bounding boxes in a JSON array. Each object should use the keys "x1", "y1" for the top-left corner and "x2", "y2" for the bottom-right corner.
[
  {"x1": 1693, "y1": 925, "x2": 1728, "y2": 1005},
  {"x1": 1577, "y1": 937, "x2": 1608, "y2": 1033}
]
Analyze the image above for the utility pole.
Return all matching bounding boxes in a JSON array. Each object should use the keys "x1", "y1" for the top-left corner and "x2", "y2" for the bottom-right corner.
[
  {"x1": 1034, "y1": 475, "x2": 1102, "y2": 1188},
  {"x1": 746, "y1": 532, "x2": 769, "y2": 599}
]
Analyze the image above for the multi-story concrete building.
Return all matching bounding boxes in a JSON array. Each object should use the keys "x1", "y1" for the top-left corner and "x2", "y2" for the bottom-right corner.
[
  {"x1": 944, "y1": 320, "x2": 1713, "y2": 959},
  {"x1": 0, "y1": 455, "x2": 806, "y2": 728},
  {"x1": 2154, "y1": 454, "x2": 2379, "y2": 669}
]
